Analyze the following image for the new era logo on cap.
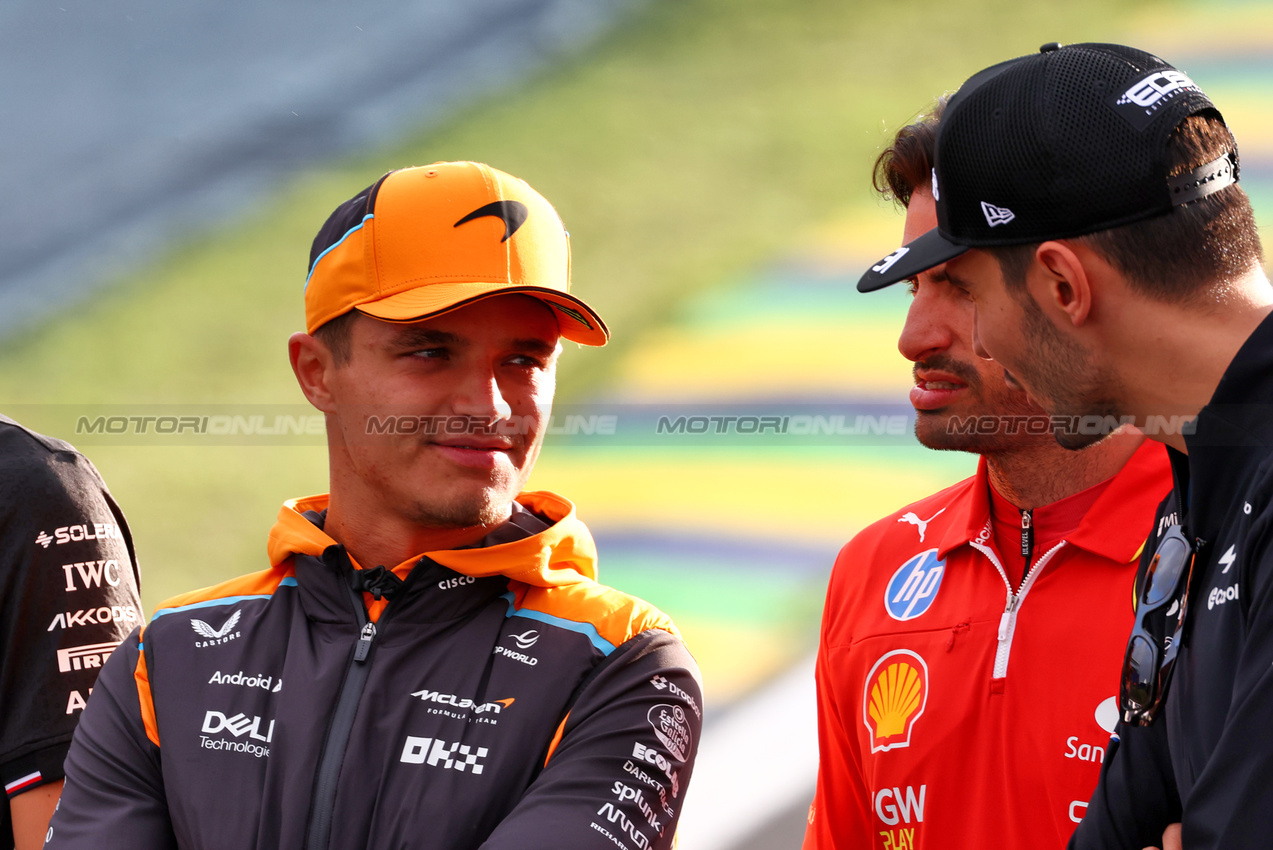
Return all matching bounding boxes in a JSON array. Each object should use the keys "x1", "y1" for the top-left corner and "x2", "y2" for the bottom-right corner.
[{"x1": 980, "y1": 202, "x2": 1015, "y2": 228}]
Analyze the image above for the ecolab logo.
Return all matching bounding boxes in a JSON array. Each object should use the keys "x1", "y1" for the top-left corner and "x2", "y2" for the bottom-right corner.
[
  {"x1": 36, "y1": 523, "x2": 126, "y2": 549},
  {"x1": 649, "y1": 675, "x2": 701, "y2": 719},
  {"x1": 56, "y1": 640, "x2": 121, "y2": 673},
  {"x1": 630, "y1": 742, "x2": 680, "y2": 797}
]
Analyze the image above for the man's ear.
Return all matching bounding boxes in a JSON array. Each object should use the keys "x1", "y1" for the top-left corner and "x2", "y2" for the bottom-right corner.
[
  {"x1": 1033, "y1": 241, "x2": 1093, "y2": 327},
  {"x1": 289, "y1": 332, "x2": 337, "y2": 413}
]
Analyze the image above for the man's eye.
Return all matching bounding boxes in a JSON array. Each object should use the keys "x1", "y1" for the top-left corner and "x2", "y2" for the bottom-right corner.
[
  {"x1": 906, "y1": 279, "x2": 919, "y2": 296},
  {"x1": 411, "y1": 348, "x2": 447, "y2": 360},
  {"x1": 508, "y1": 355, "x2": 545, "y2": 368}
]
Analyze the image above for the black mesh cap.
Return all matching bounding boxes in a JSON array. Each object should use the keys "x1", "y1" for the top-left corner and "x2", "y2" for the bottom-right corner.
[{"x1": 859, "y1": 42, "x2": 1237, "y2": 292}]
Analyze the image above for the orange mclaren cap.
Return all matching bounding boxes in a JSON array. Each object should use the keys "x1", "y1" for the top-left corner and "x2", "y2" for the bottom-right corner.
[{"x1": 304, "y1": 161, "x2": 609, "y2": 345}]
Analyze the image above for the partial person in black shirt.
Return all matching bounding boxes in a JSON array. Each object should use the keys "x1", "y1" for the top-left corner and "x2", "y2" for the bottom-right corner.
[
  {"x1": 855, "y1": 44, "x2": 1272, "y2": 850},
  {"x1": 0, "y1": 415, "x2": 141, "y2": 849}
]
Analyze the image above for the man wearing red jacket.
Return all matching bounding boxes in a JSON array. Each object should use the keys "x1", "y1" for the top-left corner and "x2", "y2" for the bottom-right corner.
[{"x1": 803, "y1": 105, "x2": 1173, "y2": 849}]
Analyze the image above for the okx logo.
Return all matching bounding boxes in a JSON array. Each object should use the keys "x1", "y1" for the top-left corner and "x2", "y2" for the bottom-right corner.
[
  {"x1": 863, "y1": 649, "x2": 929, "y2": 753},
  {"x1": 400, "y1": 736, "x2": 489, "y2": 774},
  {"x1": 884, "y1": 550, "x2": 945, "y2": 621}
]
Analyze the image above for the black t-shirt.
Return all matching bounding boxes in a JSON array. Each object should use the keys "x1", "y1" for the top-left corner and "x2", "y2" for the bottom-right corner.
[{"x1": 0, "y1": 415, "x2": 141, "y2": 845}]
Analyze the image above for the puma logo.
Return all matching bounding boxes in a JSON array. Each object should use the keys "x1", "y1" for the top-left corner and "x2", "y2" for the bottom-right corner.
[{"x1": 898, "y1": 508, "x2": 946, "y2": 543}]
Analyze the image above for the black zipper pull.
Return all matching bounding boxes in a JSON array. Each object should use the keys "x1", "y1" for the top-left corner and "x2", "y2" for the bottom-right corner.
[
  {"x1": 354, "y1": 621, "x2": 377, "y2": 663},
  {"x1": 1021, "y1": 509, "x2": 1034, "y2": 565}
]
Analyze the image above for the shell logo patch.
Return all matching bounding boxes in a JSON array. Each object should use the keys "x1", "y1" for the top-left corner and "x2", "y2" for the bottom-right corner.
[{"x1": 863, "y1": 649, "x2": 929, "y2": 753}]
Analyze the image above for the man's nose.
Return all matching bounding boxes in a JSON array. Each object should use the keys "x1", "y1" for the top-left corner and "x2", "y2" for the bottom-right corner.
[
  {"x1": 897, "y1": 288, "x2": 954, "y2": 363},
  {"x1": 452, "y1": 370, "x2": 513, "y2": 422}
]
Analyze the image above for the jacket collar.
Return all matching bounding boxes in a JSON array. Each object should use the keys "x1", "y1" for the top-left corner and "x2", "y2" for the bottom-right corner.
[
  {"x1": 936, "y1": 440, "x2": 1170, "y2": 565},
  {"x1": 266, "y1": 489, "x2": 599, "y2": 588}
]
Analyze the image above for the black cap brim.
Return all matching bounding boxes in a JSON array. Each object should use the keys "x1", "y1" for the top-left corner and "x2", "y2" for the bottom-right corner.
[{"x1": 857, "y1": 228, "x2": 969, "y2": 293}]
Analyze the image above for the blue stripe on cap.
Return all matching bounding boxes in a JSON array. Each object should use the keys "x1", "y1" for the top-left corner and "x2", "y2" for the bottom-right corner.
[{"x1": 305, "y1": 214, "x2": 373, "y2": 291}]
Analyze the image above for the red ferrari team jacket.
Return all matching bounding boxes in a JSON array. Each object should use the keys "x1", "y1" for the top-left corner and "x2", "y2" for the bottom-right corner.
[{"x1": 804, "y1": 442, "x2": 1171, "y2": 850}]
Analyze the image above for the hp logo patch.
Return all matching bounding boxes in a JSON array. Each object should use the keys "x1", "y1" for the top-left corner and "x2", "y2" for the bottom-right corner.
[{"x1": 885, "y1": 549, "x2": 946, "y2": 621}]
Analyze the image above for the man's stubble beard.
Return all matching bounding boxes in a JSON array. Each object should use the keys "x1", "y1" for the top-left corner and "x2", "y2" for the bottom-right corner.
[
  {"x1": 403, "y1": 466, "x2": 520, "y2": 530},
  {"x1": 402, "y1": 437, "x2": 543, "y2": 531},
  {"x1": 1016, "y1": 292, "x2": 1125, "y2": 450},
  {"x1": 912, "y1": 354, "x2": 1052, "y2": 454}
]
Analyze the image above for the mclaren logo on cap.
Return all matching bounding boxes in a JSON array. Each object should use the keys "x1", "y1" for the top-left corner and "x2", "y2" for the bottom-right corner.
[
  {"x1": 454, "y1": 200, "x2": 529, "y2": 242},
  {"x1": 980, "y1": 201, "x2": 1015, "y2": 228}
]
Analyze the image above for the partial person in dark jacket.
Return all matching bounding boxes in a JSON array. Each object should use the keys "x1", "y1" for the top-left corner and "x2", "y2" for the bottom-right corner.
[
  {"x1": 46, "y1": 162, "x2": 702, "y2": 850},
  {"x1": 856, "y1": 43, "x2": 1270, "y2": 850},
  {"x1": 0, "y1": 416, "x2": 141, "y2": 850}
]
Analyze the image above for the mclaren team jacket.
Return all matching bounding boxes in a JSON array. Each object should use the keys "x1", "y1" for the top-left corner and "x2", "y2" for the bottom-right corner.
[
  {"x1": 803, "y1": 441, "x2": 1171, "y2": 850},
  {"x1": 1072, "y1": 310, "x2": 1273, "y2": 849},
  {"x1": 46, "y1": 491, "x2": 702, "y2": 850}
]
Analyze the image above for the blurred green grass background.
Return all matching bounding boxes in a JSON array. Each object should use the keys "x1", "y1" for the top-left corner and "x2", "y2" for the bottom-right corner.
[{"x1": 0, "y1": 0, "x2": 1218, "y2": 617}]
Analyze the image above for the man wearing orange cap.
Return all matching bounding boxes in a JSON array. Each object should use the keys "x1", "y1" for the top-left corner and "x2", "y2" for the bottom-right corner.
[{"x1": 45, "y1": 162, "x2": 701, "y2": 850}]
